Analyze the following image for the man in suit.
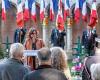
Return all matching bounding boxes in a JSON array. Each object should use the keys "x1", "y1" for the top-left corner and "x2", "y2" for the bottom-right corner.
[
  {"x1": 24, "y1": 47, "x2": 68, "y2": 80},
  {"x1": 82, "y1": 26, "x2": 98, "y2": 56},
  {"x1": 51, "y1": 28, "x2": 66, "y2": 49},
  {"x1": 51, "y1": 28, "x2": 59, "y2": 46},
  {"x1": 14, "y1": 28, "x2": 27, "y2": 43}
]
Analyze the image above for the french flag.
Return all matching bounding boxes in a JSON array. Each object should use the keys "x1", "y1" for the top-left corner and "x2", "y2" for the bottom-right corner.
[
  {"x1": 50, "y1": 0, "x2": 54, "y2": 21},
  {"x1": 88, "y1": 0, "x2": 97, "y2": 27},
  {"x1": 40, "y1": 0, "x2": 45, "y2": 21},
  {"x1": 74, "y1": 0, "x2": 80, "y2": 23},
  {"x1": 64, "y1": 0, "x2": 70, "y2": 21},
  {"x1": 24, "y1": 0, "x2": 30, "y2": 22},
  {"x1": 2, "y1": 0, "x2": 6, "y2": 21},
  {"x1": 52, "y1": 0, "x2": 58, "y2": 13},
  {"x1": 82, "y1": 0, "x2": 87, "y2": 22},
  {"x1": 2, "y1": 0, "x2": 11, "y2": 21},
  {"x1": 31, "y1": 1, "x2": 36, "y2": 23},
  {"x1": 59, "y1": 0, "x2": 63, "y2": 10},
  {"x1": 16, "y1": 0, "x2": 24, "y2": 28},
  {"x1": 56, "y1": 0, "x2": 64, "y2": 31}
]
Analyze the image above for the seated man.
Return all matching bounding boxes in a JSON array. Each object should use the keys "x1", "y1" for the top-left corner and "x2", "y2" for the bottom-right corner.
[
  {"x1": 24, "y1": 47, "x2": 68, "y2": 80},
  {"x1": 0, "y1": 43, "x2": 30, "y2": 80}
]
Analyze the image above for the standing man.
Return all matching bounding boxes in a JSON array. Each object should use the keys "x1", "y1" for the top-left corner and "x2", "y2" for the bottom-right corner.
[
  {"x1": 14, "y1": 28, "x2": 27, "y2": 43},
  {"x1": 57, "y1": 29, "x2": 66, "y2": 49},
  {"x1": 82, "y1": 26, "x2": 98, "y2": 56},
  {"x1": 51, "y1": 28, "x2": 59, "y2": 46},
  {"x1": 24, "y1": 47, "x2": 68, "y2": 80},
  {"x1": 0, "y1": 43, "x2": 30, "y2": 80},
  {"x1": 51, "y1": 28, "x2": 66, "y2": 49}
]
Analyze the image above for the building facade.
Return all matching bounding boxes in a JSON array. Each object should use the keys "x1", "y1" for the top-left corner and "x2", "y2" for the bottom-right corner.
[{"x1": 0, "y1": 0, "x2": 100, "y2": 50}]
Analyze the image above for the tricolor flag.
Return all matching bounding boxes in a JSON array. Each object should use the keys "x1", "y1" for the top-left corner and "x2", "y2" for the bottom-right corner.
[
  {"x1": 2, "y1": 0, "x2": 6, "y2": 21},
  {"x1": 31, "y1": 1, "x2": 36, "y2": 23},
  {"x1": 79, "y1": 0, "x2": 84, "y2": 9},
  {"x1": 40, "y1": 0, "x2": 45, "y2": 21},
  {"x1": 52, "y1": 0, "x2": 58, "y2": 13},
  {"x1": 24, "y1": 0, "x2": 30, "y2": 22},
  {"x1": 69, "y1": 0, "x2": 73, "y2": 8},
  {"x1": 16, "y1": 0, "x2": 24, "y2": 28},
  {"x1": 59, "y1": 0, "x2": 63, "y2": 10},
  {"x1": 2, "y1": 0, "x2": 11, "y2": 21},
  {"x1": 50, "y1": 0, "x2": 54, "y2": 21},
  {"x1": 74, "y1": 0, "x2": 80, "y2": 23},
  {"x1": 88, "y1": 0, "x2": 97, "y2": 27},
  {"x1": 56, "y1": 0, "x2": 64, "y2": 31},
  {"x1": 82, "y1": 0, "x2": 87, "y2": 22},
  {"x1": 64, "y1": 0, "x2": 70, "y2": 21}
]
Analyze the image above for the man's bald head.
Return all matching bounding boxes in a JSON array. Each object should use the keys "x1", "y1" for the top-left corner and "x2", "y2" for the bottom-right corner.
[{"x1": 37, "y1": 47, "x2": 51, "y2": 61}]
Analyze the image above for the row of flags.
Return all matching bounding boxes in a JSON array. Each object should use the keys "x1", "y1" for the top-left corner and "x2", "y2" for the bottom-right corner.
[
  {"x1": 2, "y1": 0, "x2": 11, "y2": 21},
  {"x1": 2, "y1": 0, "x2": 98, "y2": 29},
  {"x1": 75, "y1": 0, "x2": 97, "y2": 28}
]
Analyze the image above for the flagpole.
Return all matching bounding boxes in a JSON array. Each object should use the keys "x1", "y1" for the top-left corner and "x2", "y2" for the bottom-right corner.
[
  {"x1": 42, "y1": 9, "x2": 49, "y2": 47},
  {"x1": 66, "y1": 16, "x2": 72, "y2": 52},
  {"x1": 65, "y1": 4, "x2": 73, "y2": 58}
]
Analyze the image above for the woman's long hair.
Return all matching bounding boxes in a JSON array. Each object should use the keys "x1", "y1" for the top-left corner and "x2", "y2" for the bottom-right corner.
[
  {"x1": 50, "y1": 47, "x2": 68, "y2": 72},
  {"x1": 26, "y1": 28, "x2": 38, "y2": 39}
]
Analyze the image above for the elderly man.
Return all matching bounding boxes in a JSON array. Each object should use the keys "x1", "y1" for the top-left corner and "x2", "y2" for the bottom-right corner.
[
  {"x1": 82, "y1": 48, "x2": 100, "y2": 80},
  {"x1": 0, "y1": 43, "x2": 30, "y2": 80},
  {"x1": 24, "y1": 47, "x2": 68, "y2": 80},
  {"x1": 90, "y1": 63, "x2": 100, "y2": 80}
]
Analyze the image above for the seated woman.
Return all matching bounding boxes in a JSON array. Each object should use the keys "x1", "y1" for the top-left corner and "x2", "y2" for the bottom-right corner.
[
  {"x1": 24, "y1": 28, "x2": 45, "y2": 70},
  {"x1": 50, "y1": 47, "x2": 72, "y2": 80}
]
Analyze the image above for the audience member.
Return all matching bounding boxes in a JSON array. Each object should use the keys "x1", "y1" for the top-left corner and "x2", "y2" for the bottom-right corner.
[
  {"x1": 82, "y1": 48, "x2": 100, "y2": 80},
  {"x1": 0, "y1": 43, "x2": 30, "y2": 80},
  {"x1": 24, "y1": 47, "x2": 68, "y2": 80},
  {"x1": 50, "y1": 47, "x2": 71, "y2": 80},
  {"x1": 90, "y1": 63, "x2": 100, "y2": 80}
]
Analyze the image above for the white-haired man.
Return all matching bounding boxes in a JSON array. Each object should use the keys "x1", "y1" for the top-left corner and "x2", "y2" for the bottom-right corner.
[
  {"x1": 24, "y1": 47, "x2": 68, "y2": 80},
  {"x1": 90, "y1": 63, "x2": 100, "y2": 80},
  {"x1": 0, "y1": 43, "x2": 30, "y2": 80},
  {"x1": 82, "y1": 48, "x2": 100, "y2": 80}
]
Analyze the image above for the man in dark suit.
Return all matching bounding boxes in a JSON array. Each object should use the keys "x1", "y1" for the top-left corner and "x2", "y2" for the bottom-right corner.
[
  {"x1": 51, "y1": 28, "x2": 66, "y2": 49},
  {"x1": 82, "y1": 26, "x2": 98, "y2": 56},
  {"x1": 51, "y1": 28, "x2": 59, "y2": 46},
  {"x1": 14, "y1": 28, "x2": 27, "y2": 43},
  {"x1": 57, "y1": 30, "x2": 66, "y2": 49},
  {"x1": 24, "y1": 47, "x2": 68, "y2": 80}
]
